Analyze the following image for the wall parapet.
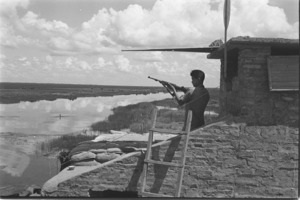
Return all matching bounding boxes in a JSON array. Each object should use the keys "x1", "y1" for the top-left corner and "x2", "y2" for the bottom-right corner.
[{"x1": 44, "y1": 123, "x2": 298, "y2": 198}]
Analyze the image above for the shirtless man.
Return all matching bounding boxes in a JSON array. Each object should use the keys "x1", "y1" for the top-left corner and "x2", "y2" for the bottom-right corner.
[{"x1": 168, "y1": 70, "x2": 210, "y2": 131}]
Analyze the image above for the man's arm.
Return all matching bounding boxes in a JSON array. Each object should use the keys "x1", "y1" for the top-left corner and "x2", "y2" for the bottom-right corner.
[{"x1": 167, "y1": 83, "x2": 191, "y2": 106}]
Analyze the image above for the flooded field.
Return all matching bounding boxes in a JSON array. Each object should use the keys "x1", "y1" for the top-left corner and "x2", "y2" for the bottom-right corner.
[{"x1": 0, "y1": 92, "x2": 170, "y2": 196}]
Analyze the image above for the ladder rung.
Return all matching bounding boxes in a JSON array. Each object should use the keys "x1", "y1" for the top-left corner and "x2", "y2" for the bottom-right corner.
[
  {"x1": 140, "y1": 191, "x2": 173, "y2": 198},
  {"x1": 144, "y1": 159, "x2": 184, "y2": 168},
  {"x1": 150, "y1": 128, "x2": 187, "y2": 135}
]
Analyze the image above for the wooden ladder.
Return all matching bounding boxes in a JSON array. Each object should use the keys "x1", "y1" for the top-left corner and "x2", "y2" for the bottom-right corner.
[{"x1": 140, "y1": 110, "x2": 192, "y2": 197}]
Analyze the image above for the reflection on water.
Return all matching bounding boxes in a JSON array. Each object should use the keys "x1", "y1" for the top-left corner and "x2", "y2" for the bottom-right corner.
[
  {"x1": 0, "y1": 93, "x2": 170, "y2": 195},
  {"x1": 0, "y1": 93, "x2": 170, "y2": 135},
  {"x1": 0, "y1": 155, "x2": 57, "y2": 195}
]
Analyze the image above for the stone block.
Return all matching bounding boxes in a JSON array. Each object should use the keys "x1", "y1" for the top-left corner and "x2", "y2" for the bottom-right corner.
[
  {"x1": 254, "y1": 169, "x2": 272, "y2": 177},
  {"x1": 243, "y1": 64, "x2": 262, "y2": 69},
  {"x1": 266, "y1": 187, "x2": 297, "y2": 197},
  {"x1": 242, "y1": 57, "x2": 266, "y2": 64},
  {"x1": 281, "y1": 96, "x2": 294, "y2": 102},
  {"x1": 288, "y1": 106, "x2": 298, "y2": 112},
  {"x1": 74, "y1": 160, "x2": 99, "y2": 166},
  {"x1": 235, "y1": 177, "x2": 258, "y2": 186},
  {"x1": 224, "y1": 158, "x2": 246, "y2": 168}
]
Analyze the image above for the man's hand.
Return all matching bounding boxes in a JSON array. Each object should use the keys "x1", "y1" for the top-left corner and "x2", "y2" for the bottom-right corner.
[{"x1": 161, "y1": 82, "x2": 175, "y2": 96}]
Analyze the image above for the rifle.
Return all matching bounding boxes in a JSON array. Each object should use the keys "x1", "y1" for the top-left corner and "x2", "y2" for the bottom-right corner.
[{"x1": 148, "y1": 76, "x2": 188, "y2": 97}]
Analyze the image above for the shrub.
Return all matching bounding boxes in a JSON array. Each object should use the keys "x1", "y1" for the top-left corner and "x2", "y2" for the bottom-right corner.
[
  {"x1": 45, "y1": 134, "x2": 96, "y2": 152},
  {"x1": 90, "y1": 102, "x2": 157, "y2": 133}
]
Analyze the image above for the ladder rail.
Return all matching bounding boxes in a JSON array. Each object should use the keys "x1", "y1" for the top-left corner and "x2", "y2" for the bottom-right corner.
[
  {"x1": 174, "y1": 110, "x2": 192, "y2": 197},
  {"x1": 141, "y1": 109, "x2": 192, "y2": 197},
  {"x1": 141, "y1": 109, "x2": 157, "y2": 193}
]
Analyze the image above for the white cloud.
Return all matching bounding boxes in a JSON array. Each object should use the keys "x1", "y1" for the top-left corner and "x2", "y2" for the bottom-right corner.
[
  {"x1": 45, "y1": 55, "x2": 53, "y2": 63},
  {"x1": 78, "y1": 0, "x2": 297, "y2": 49},
  {"x1": 48, "y1": 37, "x2": 72, "y2": 50},
  {"x1": 22, "y1": 61, "x2": 31, "y2": 67},
  {"x1": 63, "y1": 56, "x2": 92, "y2": 71},
  {"x1": 132, "y1": 52, "x2": 164, "y2": 62},
  {"x1": 18, "y1": 57, "x2": 27, "y2": 61},
  {"x1": 0, "y1": 0, "x2": 29, "y2": 15},
  {"x1": 21, "y1": 11, "x2": 71, "y2": 35},
  {"x1": 114, "y1": 55, "x2": 131, "y2": 72},
  {"x1": 229, "y1": 0, "x2": 298, "y2": 38}
]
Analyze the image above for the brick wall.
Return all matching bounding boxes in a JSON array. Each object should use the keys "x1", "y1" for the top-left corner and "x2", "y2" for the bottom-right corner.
[
  {"x1": 219, "y1": 46, "x2": 299, "y2": 126},
  {"x1": 47, "y1": 124, "x2": 298, "y2": 198}
]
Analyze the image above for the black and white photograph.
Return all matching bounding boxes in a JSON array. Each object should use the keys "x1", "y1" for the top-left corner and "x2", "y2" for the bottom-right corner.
[{"x1": 0, "y1": 0, "x2": 298, "y2": 198}]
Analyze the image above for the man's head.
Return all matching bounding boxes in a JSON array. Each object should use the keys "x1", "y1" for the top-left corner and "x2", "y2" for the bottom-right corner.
[{"x1": 190, "y1": 70, "x2": 205, "y2": 87}]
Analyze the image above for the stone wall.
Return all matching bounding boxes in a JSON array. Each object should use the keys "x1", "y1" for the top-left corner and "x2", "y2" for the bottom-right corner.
[
  {"x1": 219, "y1": 46, "x2": 298, "y2": 126},
  {"x1": 46, "y1": 124, "x2": 298, "y2": 198}
]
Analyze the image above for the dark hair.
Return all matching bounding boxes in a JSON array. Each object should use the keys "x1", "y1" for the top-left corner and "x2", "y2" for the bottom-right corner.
[{"x1": 190, "y1": 70, "x2": 205, "y2": 84}]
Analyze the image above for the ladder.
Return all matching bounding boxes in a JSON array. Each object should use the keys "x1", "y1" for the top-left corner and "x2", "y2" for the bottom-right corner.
[{"x1": 140, "y1": 110, "x2": 192, "y2": 197}]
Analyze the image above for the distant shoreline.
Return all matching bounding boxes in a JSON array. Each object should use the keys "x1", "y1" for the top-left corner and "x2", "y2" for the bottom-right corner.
[{"x1": 0, "y1": 83, "x2": 166, "y2": 104}]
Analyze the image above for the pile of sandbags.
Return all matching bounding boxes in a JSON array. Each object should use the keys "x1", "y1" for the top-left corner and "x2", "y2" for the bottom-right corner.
[{"x1": 69, "y1": 147, "x2": 128, "y2": 166}]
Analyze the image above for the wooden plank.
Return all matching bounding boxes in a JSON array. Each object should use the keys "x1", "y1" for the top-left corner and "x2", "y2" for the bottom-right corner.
[
  {"x1": 150, "y1": 128, "x2": 187, "y2": 135},
  {"x1": 270, "y1": 56, "x2": 298, "y2": 62},
  {"x1": 271, "y1": 82, "x2": 299, "y2": 87},
  {"x1": 175, "y1": 110, "x2": 192, "y2": 197},
  {"x1": 271, "y1": 76, "x2": 298, "y2": 82},
  {"x1": 270, "y1": 71, "x2": 299, "y2": 76},
  {"x1": 271, "y1": 65, "x2": 299, "y2": 71},
  {"x1": 140, "y1": 191, "x2": 173, "y2": 198},
  {"x1": 144, "y1": 159, "x2": 183, "y2": 168},
  {"x1": 141, "y1": 109, "x2": 157, "y2": 193}
]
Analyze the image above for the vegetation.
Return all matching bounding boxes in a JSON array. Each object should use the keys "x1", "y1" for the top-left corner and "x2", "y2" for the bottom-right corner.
[
  {"x1": 91, "y1": 102, "x2": 157, "y2": 133},
  {"x1": 41, "y1": 88, "x2": 220, "y2": 153},
  {"x1": 40, "y1": 134, "x2": 96, "y2": 154},
  {"x1": 0, "y1": 82, "x2": 165, "y2": 104}
]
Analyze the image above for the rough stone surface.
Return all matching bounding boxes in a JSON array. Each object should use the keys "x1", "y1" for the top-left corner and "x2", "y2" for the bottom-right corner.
[
  {"x1": 219, "y1": 46, "x2": 298, "y2": 127},
  {"x1": 45, "y1": 124, "x2": 298, "y2": 198}
]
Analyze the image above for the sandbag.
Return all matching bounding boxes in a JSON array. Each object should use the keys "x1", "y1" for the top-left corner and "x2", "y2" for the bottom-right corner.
[
  {"x1": 89, "y1": 149, "x2": 107, "y2": 154},
  {"x1": 95, "y1": 153, "x2": 120, "y2": 163},
  {"x1": 71, "y1": 151, "x2": 96, "y2": 162},
  {"x1": 107, "y1": 148, "x2": 122, "y2": 154}
]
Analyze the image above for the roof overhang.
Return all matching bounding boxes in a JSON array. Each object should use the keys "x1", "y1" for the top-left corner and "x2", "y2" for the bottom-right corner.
[
  {"x1": 122, "y1": 47, "x2": 219, "y2": 53},
  {"x1": 207, "y1": 37, "x2": 299, "y2": 59}
]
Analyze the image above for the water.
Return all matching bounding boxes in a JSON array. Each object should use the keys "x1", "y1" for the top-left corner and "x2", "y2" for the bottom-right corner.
[
  {"x1": 0, "y1": 92, "x2": 170, "y2": 195},
  {"x1": 0, "y1": 92, "x2": 170, "y2": 135}
]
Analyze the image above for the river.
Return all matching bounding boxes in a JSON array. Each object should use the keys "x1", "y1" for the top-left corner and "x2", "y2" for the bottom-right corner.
[{"x1": 0, "y1": 92, "x2": 170, "y2": 196}]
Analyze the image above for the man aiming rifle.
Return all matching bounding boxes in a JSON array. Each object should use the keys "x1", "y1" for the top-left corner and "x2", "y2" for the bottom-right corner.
[{"x1": 148, "y1": 70, "x2": 210, "y2": 131}]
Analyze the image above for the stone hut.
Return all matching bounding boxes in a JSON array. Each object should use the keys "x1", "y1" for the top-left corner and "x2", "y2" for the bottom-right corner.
[{"x1": 207, "y1": 37, "x2": 299, "y2": 126}]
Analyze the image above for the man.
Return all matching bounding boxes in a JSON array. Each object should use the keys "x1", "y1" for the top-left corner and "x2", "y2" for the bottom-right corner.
[{"x1": 167, "y1": 70, "x2": 210, "y2": 131}]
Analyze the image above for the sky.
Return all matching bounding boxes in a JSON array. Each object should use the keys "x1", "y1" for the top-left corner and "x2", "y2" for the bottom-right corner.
[{"x1": 0, "y1": 0, "x2": 298, "y2": 87}]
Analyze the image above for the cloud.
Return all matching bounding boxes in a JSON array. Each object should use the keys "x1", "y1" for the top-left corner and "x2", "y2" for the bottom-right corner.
[
  {"x1": 48, "y1": 37, "x2": 72, "y2": 51},
  {"x1": 63, "y1": 56, "x2": 92, "y2": 71},
  {"x1": 18, "y1": 57, "x2": 27, "y2": 61},
  {"x1": 79, "y1": 0, "x2": 298, "y2": 49},
  {"x1": 21, "y1": 11, "x2": 71, "y2": 36},
  {"x1": 114, "y1": 55, "x2": 131, "y2": 72},
  {"x1": 229, "y1": 0, "x2": 298, "y2": 38},
  {"x1": 45, "y1": 55, "x2": 53, "y2": 63},
  {"x1": 0, "y1": 0, "x2": 29, "y2": 15},
  {"x1": 132, "y1": 52, "x2": 164, "y2": 62}
]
